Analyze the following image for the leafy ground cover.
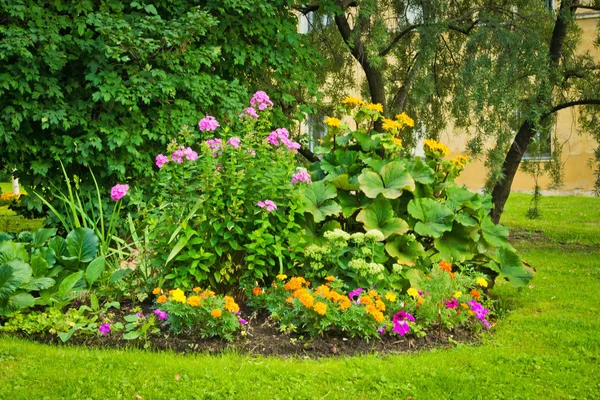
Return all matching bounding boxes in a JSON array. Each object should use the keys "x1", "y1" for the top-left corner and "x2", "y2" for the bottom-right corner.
[{"x1": 0, "y1": 193, "x2": 598, "y2": 399}]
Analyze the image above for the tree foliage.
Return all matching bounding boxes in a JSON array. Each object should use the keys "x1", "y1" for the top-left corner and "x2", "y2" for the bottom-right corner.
[
  {"x1": 300, "y1": 0, "x2": 600, "y2": 220},
  {"x1": 0, "y1": 0, "x2": 319, "y2": 202}
]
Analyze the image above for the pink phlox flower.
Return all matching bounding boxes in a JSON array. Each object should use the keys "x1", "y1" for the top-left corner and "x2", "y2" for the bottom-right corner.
[
  {"x1": 250, "y1": 91, "x2": 273, "y2": 110},
  {"x1": 445, "y1": 298, "x2": 458, "y2": 309},
  {"x1": 153, "y1": 309, "x2": 168, "y2": 321},
  {"x1": 267, "y1": 131, "x2": 280, "y2": 146},
  {"x1": 291, "y1": 169, "x2": 312, "y2": 184},
  {"x1": 98, "y1": 323, "x2": 111, "y2": 335},
  {"x1": 468, "y1": 300, "x2": 491, "y2": 328},
  {"x1": 227, "y1": 137, "x2": 241, "y2": 149},
  {"x1": 198, "y1": 115, "x2": 219, "y2": 131},
  {"x1": 257, "y1": 199, "x2": 277, "y2": 212},
  {"x1": 247, "y1": 149, "x2": 256, "y2": 156},
  {"x1": 239, "y1": 107, "x2": 259, "y2": 119},
  {"x1": 110, "y1": 184, "x2": 129, "y2": 201},
  {"x1": 348, "y1": 288, "x2": 364, "y2": 301},
  {"x1": 183, "y1": 147, "x2": 198, "y2": 161},
  {"x1": 155, "y1": 154, "x2": 169, "y2": 169},
  {"x1": 392, "y1": 310, "x2": 415, "y2": 336},
  {"x1": 205, "y1": 138, "x2": 223, "y2": 151},
  {"x1": 172, "y1": 148, "x2": 184, "y2": 163}
]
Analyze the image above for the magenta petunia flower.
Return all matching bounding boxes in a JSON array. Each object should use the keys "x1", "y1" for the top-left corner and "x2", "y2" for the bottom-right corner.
[
  {"x1": 98, "y1": 323, "x2": 111, "y2": 336},
  {"x1": 227, "y1": 137, "x2": 241, "y2": 149},
  {"x1": 257, "y1": 200, "x2": 277, "y2": 212},
  {"x1": 291, "y1": 169, "x2": 312, "y2": 184},
  {"x1": 445, "y1": 298, "x2": 458, "y2": 309},
  {"x1": 239, "y1": 318, "x2": 248, "y2": 325},
  {"x1": 153, "y1": 309, "x2": 168, "y2": 321},
  {"x1": 348, "y1": 288, "x2": 364, "y2": 301},
  {"x1": 110, "y1": 184, "x2": 129, "y2": 201},
  {"x1": 392, "y1": 310, "x2": 415, "y2": 336},
  {"x1": 198, "y1": 115, "x2": 219, "y2": 131},
  {"x1": 468, "y1": 300, "x2": 491, "y2": 328},
  {"x1": 155, "y1": 154, "x2": 169, "y2": 169}
]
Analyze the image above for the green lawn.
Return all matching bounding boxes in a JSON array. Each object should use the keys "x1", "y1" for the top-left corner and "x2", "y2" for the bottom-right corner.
[
  {"x1": 0, "y1": 194, "x2": 599, "y2": 399},
  {"x1": 0, "y1": 182, "x2": 43, "y2": 233}
]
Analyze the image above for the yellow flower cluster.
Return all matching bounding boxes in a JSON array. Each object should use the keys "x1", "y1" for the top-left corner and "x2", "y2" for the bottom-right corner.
[
  {"x1": 224, "y1": 295, "x2": 240, "y2": 313},
  {"x1": 423, "y1": 139, "x2": 450, "y2": 156},
  {"x1": 385, "y1": 292, "x2": 397, "y2": 302},
  {"x1": 450, "y1": 155, "x2": 469, "y2": 168},
  {"x1": 313, "y1": 302, "x2": 327, "y2": 315},
  {"x1": 323, "y1": 116, "x2": 341, "y2": 128},
  {"x1": 476, "y1": 277, "x2": 488, "y2": 288},
  {"x1": 170, "y1": 288, "x2": 186, "y2": 304},
  {"x1": 342, "y1": 96, "x2": 365, "y2": 107},
  {"x1": 382, "y1": 118, "x2": 404, "y2": 131},
  {"x1": 407, "y1": 287, "x2": 419, "y2": 298},
  {"x1": 395, "y1": 112, "x2": 415, "y2": 128},
  {"x1": 365, "y1": 103, "x2": 383, "y2": 113},
  {"x1": 0, "y1": 192, "x2": 19, "y2": 201},
  {"x1": 276, "y1": 274, "x2": 287, "y2": 280},
  {"x1": 187, "y1": 296, "x2": 201, "y2": 307},
  {"x1": 391, "y1": 137, "x2": 403, "y2": 147},
  {"x1": 284, "y1": 277, "x2": 308, "y2": 291}
]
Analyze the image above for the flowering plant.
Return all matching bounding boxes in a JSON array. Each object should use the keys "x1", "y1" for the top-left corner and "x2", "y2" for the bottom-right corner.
[
  {"x1": 143, "y1": 91, "x2": 306, "y2": 290},
  {"x1": 152, "y1": 287, "x2": 245, "y2": 341}
]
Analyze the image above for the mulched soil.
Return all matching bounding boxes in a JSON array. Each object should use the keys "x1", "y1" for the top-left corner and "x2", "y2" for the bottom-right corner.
[{"x1": 8, "y1": 302, "x2": 481, "y2": 358}]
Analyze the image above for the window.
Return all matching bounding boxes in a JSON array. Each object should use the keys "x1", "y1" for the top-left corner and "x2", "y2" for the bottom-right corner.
[
  {"x1": 522, "y1": 131, "x2": 552, "y2": 161},
  {"x1": 302, "y1": 113, "x2": 328, "y2": 152},
  {"x1": 299, "y1": 11, "x2": 333, "y2": 34}
]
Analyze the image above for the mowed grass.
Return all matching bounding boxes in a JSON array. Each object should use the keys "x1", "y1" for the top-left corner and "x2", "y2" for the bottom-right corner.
[{"x1": 0, "y1": 194, "x2": 599, "y2": 399}]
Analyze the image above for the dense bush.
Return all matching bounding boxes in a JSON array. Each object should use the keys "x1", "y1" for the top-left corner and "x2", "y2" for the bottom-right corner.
[{"x1": 0, "y1": 0, "x2": 319, "y2": 215}]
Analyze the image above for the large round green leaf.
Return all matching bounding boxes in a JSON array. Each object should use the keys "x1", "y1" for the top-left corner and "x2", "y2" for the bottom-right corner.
[
  {"x1": 66, "y1": 228, "x2": 99, "y2": 263},
  {"x1": 481, "y1": 217, "x2": 510, "y2": 248},
  {"x1": 0, "y1": 264, "x2": 21, "y2": 302},
  {"x1": 495, "y1": 247, "x2": 534, "y2": 287},
  {"x1": 329, "y1": 174, "x2": 360, "y2": 191},
  {"x1": 0, "y1": 292, "x2": 35, "y2": 316},
  {"x1": 407, "y1": 198, "x2": 454, "y2": 238},
  {"x1": 433, "y1": 224, "x2": 476, "y2": 263},
  {"x1": 410, "y1": 158, "x2": 435, "y2": 184},
  {"x1": 358, "y1": 161, "x2": 415, "y2": 199},
  {"x1": 385, "y1": 235, "x2": 425, "y2": 266},
  {"x1": 337, "y1": 190, "x2": 370, "y2": 218},
  {"x1": 301, "y1": 181, "x2": 342, "y2": 223},
  {"x1": 356, "y1": 197, "x2": 409, "y2": 239},
  {"x1": 0, "y1": 241, "x2": 29, "y2": 264},
  {"x1": 32, "y1": 228, "x2": 57, "y2": 248}
]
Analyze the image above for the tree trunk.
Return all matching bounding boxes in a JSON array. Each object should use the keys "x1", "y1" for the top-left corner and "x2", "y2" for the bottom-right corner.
[{"x1": 490, "y1": 121, "x2": 535, "y2": 223}]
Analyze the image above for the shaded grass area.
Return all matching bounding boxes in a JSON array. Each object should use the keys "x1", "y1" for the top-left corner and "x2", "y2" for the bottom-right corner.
[
  {"x1": 1, "y1": 196, "x2": 599, "y2": 398},
  {"x1": 0, "y1": 182, "x2": 43, "y2": 233}
]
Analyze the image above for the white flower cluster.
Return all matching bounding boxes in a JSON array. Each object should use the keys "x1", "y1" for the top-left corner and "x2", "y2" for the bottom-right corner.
[
  {"x1": 348, "y1": 258, "x2": 385, "y2": 278},
  {"x1": 324, "y1": 229, "x2": 351, "y2": 248},
  {"x1": 392, "y1": 263, "x2": 403, "y2": 274},
  {"x1": 304, "y1": 244, "x2": 329, "y2": 270},
  {"x1": 365, "y1": 229, "x2": 385, "y2": 242}
]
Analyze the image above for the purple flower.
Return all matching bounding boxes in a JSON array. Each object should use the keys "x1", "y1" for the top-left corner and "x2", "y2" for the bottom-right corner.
[
  {"x1": 377, "y1": 325, "x2": 386, "y2": 336},
  {"x1": 267, "y1": 131, "x2": 280, "y2": 146},
  {"x1": 239, "y1": 318, "x2": 248, "y2": 325},
  {"x1": 239, "y1": 107, "x2": 259, "y2": 119},
  {"x1": 250, "y1": 91, "x2": 273, "y2": 110},
  {"x1": 199, "y1": 115, "x2": 219, "y2": 131},
  {"x1": 110, "y1": 184, "x2": 129, "y2": 201},
  {"x1": 153, "y1": 309, "x2": 168, "y2": 321},
  {"x1": 172, "y1": 148, "x2": 184, "y2": 163},
  {"x1": 227, "y1": 137, "x2": 241, "y2": 149},
  {"x1": 392, "y1": 310, "x2": 415, "y2": 336},
  {"x1": 98, "y1": 323, "x2": 111, "y2": 336},
  {"x1": 468, "y1": 300, "x2": 491, "y2": 328},
  {"x1": 257, "y1": 200, "x2": 277, "y2": 212},
  {"x1": 136, "y1": 313, "x2": 145, "y2": 318},
  {"x1": 291, "y1": 169, "x2": 312, "y2": 184},
  {"x1": 155, "y1": 154, "x2": 169, "y2": 169},
  {"x1": 266, "y1": 128, "x2": 300, "y2": 152},
  {"x1": 445, "y1": 298, "x2": 458, "y2": 309},
  {"x1": 348, "y1": 288, "x2": 364, "y2": 301}
]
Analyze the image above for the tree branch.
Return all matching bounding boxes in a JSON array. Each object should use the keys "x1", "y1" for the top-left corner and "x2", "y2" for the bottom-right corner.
[
  {"x1": 379, "y1": 25, "x2": 420, "y2": 57},
  {"x1": 546, "y1": 99, "x2": 600, "y2": 116}
]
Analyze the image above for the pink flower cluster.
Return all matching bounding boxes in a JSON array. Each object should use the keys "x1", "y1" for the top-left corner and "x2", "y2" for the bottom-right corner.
[
  {"x1": 291, "y1": 169, "x2": 312, "y2": 184},
  {"x1": 110, "y1": 184, "x2": 129, "y2": 201},
  {"x1": 392, "y1": 310, "x2": 415, "y2": 336},
  {"x1": 266, "y1": 128, "x2": 301, "y2": 151},
  {"x1": 239, "y1": 107, "x2": 259, "y2": 119},
  {"x1": 468, "y1": 300, "x2": 491, "y2": 328},
  {"x1": 227, "y1": 137, "x2": 241, "y2": 149},
  {"x1": 198, "y1": 115, "x2": 219, "y2": 131},
  {"x1": 205, "y1": 138, "x2": 223, "y2": 152},
  {"x1": 172, "y1": 146, "x2": 198, "y2": 163},
  {"x1": 250, "y1": 91, "x2": 274, "y2": 111},
  {"x1": 257, "y1": 199, "x2": 277, "y2": 212}
]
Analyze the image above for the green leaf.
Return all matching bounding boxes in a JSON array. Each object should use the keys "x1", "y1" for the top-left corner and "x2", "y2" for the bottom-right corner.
[
  {"x1": 0, "y1": 264, "x2": 21, "y2": 301},
  {"x1": 481, "y1": 217, "x2": 510, "y2": 248},
  {"x1": 85, "y1": 257, "x2": 105, "y2": 286},
  {"x1": 110, "y1": 268, "x2": 131, "y2": 284},
  {"x1": 356, "y1": 197, "x2": 409, "y2": 239},
  {"x1": 20, "y1": 277, "x2": 55, "y2": 291},
  {"x1": 124, "y1": 315, "x2": 139, "y2": 322},
  {"x1": 407, "y1": 198, "x2": 454, "y2": 238},
  {"x1": 144, "y1": 4, "x2": 158, "y2": 15},
  {"x1": 385, "y1": 235, "x2": 425, "y2": 266},
  {"x1": 66, "y1": 228, "x2": 98, "y2": 263},
  {"x1": 337, "y1": 190, "x2": 370, "y2": 218},
  {"x1": 329, "y1": 174, "x2": 360, "y2": 191},
  {"x1": 6, "y1": 259, "x2": 32, "y2": 282},
  {"x1": 410, "y1": 158, "x2": 435, "y2": 184},
  {"x1": 0, "y1": 292, "x2": 35, "y2": 315},
  {"x1": 358, "y1": 161, "x2": 415, "y2": 199},
  {"x1": 0, "y1": 241, "x2": 29, "y2": 264},
  {"x1": 455, "y1": 213, "x2": 478, "y2": 227},
  {"x1": 301, "y1": 181, "x2": 342, "y2": 223},
  {"x1": 123, "y1": 331, "x2": 141, "y2": 340},
  {"x1": 48, "y1": 236, "x2": 68, "y2": 259},
  {"x1": 90, "y1": 293, "x2": 99, "y2": 311},
  {"x1": 30, "y1": 255, "x2": 49, "y2": 278},
  {"x1": 166, "y1": 235, "x2": 189, "y2": 265},
  {"x1": 433, "y1": 224, "x2": 476, "y2": 263},
  {"x1": 58, "y1": 323, "x2": 85, "y2": 342},
  {"x1": 32, "y1": 228, "x2": 57, "y2": 248},
  {"x1": 57, "y1": 271, "x2": 84, "y2": 299},
  {"x1": 496, "y1": 247, "x2": 534, "y2": 287}
]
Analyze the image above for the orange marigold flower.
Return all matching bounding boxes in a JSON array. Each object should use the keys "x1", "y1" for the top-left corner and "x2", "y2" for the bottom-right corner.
[
  {"x1": 224, "y1": 296, "x2": 240, "y2": 313},
  {"x1": 425, "y1": 276, "x2": 431, "y2": 281},
  {"x1": 368, "y1": 290, "x2": 379, "y2": 299},
  {"x1": 200, "y1": 290, "x2": 215, "y2": 298},
  {"x1": 313, "y1": 302, "x2": 327, "y2": 315},
  {"x1": 417, "y1": 297, "x2": 425, "y2": 305},
  {"x1": 187, "y1": 296, "x2": 201, "y2": 307},
  {"x1": 299, "y1": 293, "x2": 315, "y2": 308},
  {"x1": 470, "y1": 289, "x2": 481, "y2": 299},
  {"x1": 324, "y1": 276, "x2": 335, "y2": 282},
  {"x1": 449, "y1": 272, "x2": 457, "y2": 279},
  {"x1": 284, "y1": 277, "x2": 306, "y2": 291},
  {"x1": 152, "y1": 287, "x2": 161, "y2": 295},
  {"x1": 157, "y1": 295, "x2": 167, "y2": 304},
  {"x1": 359, "y1": 295, "x2": 373, "y2": 306},
  {"x1": 192, "y1": 287, "x2": 201, "y2": 293},
  {"x1": 365, "y1": 305, "x2": 384, "y2": 322},
  {"x1": 439, "y1": 261, "x2": 452, "y2": 272},
  {"x1": 338, "y1": 298, "x2": 351, "y2": 310},
  {"x1": 252, "y1": 287, "x2": 263, "y2": 296},
  {"x1": 375, "y1": 299, "x2": 386, "y2": 312},
  {"x1": 461, "y1": 302, "x2": 469, "y2": 309},
  {"x1": 211, "y1": 309, "x2": 222, "y2": 318}
]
